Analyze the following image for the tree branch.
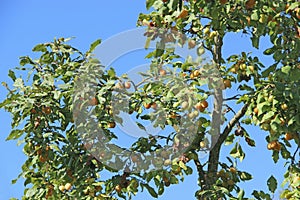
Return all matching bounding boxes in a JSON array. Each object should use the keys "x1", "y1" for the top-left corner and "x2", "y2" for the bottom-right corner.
[
  {"x1": 219, "y1": 103, "x2": 249, "y2": 144},
  {"x1": 205, "y1": 103, "x2": 249, "y2": 188},
  {"x1": 193, "y1": 151, "x2": 206, "y2": 189},
  {"x1": 206, "y1": 34, "x2": 224, "y2": 188}
]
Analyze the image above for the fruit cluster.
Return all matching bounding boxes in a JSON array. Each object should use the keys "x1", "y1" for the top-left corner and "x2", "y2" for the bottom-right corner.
[{"x1": 267, "y1": 140, "x2": 281, "y2": 151}]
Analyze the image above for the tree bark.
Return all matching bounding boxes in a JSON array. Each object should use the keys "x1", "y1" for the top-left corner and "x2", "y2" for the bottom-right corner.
[{"x1": 206, "y1": 34, "x2": 224, "y2": 187}]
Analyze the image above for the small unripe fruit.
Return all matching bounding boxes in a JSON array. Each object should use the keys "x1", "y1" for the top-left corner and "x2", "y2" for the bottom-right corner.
[
  {"x1": 273, "y1": 141, "x2": 281, "y2": 151},
  {"x1": 281, "y1": 103, "x2": 288, "y2": 111},
  {"x1": 203, "y1": 27, "x2": 210, "y2": 35},
  {"x1": 34, "y1": 121, "x2": 40, "y2": 129},
  {"x1": 249, "y1": 65, "x2": 255, "y2": 72},
  {"x1": 89, "y1": 97, "x2": 98, "y2": 106},
  {"x1": 124, "y1": 82, "x2": 131, "y2": 89},
  {"x1": 239, "y1": 63, "x2": 247, "y2": 70},
  {"x1": 144, "y1": 102, "x2": 151, "y2": 109},
  {"x1": 223, "y1": 79, "x2": 231, "y2": 89},
  {"x1": 267, "y1": 140, "x2": 281, "y2": 151},
  {"x1": 159, "y1": 69, "x2": 166, "y2": 76},
  {"x1": 42, "y1": 106, "x2": 52, "y2": 114},
  {"x1": 115, "y1": 185, "x2": 122, "y2": 193},
  {"x1": 230, "y1": 67, "x2": 237, "y2": 73},
  {"x1": 108, "y1": 121, "x2": 116, "y2": 128},
  {"x1": 267, "y1": 95, "x2": 274, "y2": 103},
  {"x1": 193, "y1": 70, "x2": 200, "y2": 77},
  {"x1": 39, "y1": 155, "x2": 47, "y2": 163},
  {"x1": 235, "y1": 129, "x2": 243, "y2": 136},
  {"x1": 188, "y1": 39, "x2": 196, "y2": 49},
  {"x1": 164, "y1": 159, "x2": 172, "y2": 166},
  {"x1": 285, "y1": 132, "x2": 294, "y2": 140},
  {"x1": 209, "y1": 31, "x2": 217, "y2": 38},
  {"x1": 142, "y1": 19, "x2": 150, "y2": 26},
  {"x1": 65, "y1": 183, "x2": 72, "y2": 191},
  {"x1": 59, "y1": 185, "x2": 65, "y2": 192},
  {"x1": 195, "y1": 102, "x2": 202, "y2": 110},
  {"x1": 267, "y1": 142, "x2": 273, "y2": 150},
  {"x1": 190, "y1": 72, "x2": 195, "y2": 79},
  {"x1": 253, "y1": 107, "x2": 259, "y2": 115},
  {"x1": 181, "y1": 101, "x2": 189, "y2": 110},
  {"x1": 229, "y1": 167, "x2": 237, "y2": 173},
  {"x1": 200, "y1": 141, "x2": 206, "y2": 148},
  {"x1": 200, "y1": 100, "x2": 208, "y2": 109},
  {"x1": 195, "y1": 102, "x2": 205, "y2": 112}
]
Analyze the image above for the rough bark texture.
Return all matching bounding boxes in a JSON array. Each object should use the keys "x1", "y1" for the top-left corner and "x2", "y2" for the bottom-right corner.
[{"x1": 206, "y1": 34, "x2": 224, "y2": 187}]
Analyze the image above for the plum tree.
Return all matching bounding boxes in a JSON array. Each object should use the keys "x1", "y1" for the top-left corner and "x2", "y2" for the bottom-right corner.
[{"x1": 1, "y1": 0, "x2": 300, "y2": 199}]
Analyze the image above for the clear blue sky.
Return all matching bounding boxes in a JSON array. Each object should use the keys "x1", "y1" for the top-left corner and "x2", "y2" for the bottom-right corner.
[{"x1": 0, "y1": 1, "x2": 292, "y2": 199}]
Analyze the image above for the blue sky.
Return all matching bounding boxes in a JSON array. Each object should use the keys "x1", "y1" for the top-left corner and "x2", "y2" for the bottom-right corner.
[{"x1": 0, "y1": 1, "x2": 294, "y2": 199}]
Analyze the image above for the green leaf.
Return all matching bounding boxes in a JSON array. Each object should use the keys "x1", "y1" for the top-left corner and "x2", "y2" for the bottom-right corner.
[
  {"x1": 169, "y1": 175, "x2": 179, "y2": 184},
  {"x1": 146, "y1": 0, "x2": 156, "y2": 10},
  {"x1": 108, "y1": 68, "x2": 116, "y2": 78},
  {"x1": 230, "y1": 143, "x2": 245, "y2": 161},
  {"x1": 287, "y1": 2, "x2": 300, "y2": 12},
  {"x1": 273, "y1": 50, "x2": 285, "y2": 61},
  {"x1": 281, "y1": 66, "x2": 291, "y2": 74},
  {"x1": 237, "y1": 189, "x2": 245, "y2": 200},
  {"x1": 261, "y1": 64, "x2": 277, "y2": 78},
  {"x1": 142, "y1": 183, "x2": 158, "y2": 198},
  {"x1": 238, "y1": 84, "x2": 254, "y2": 91},
  {"x1": 8, "y1": 70, "x2": 16, "y2": 81},
  {"x1": 230, "y1": 142, "x2": 238, "y2": 156},
  {"x1": 19, "y1": 56, "x2": 34, "y2": 66},
  {"x1": 136, "y1": 122, "x2": 147, "y2": 132},
  {"x1": 267, "y1": 175, "x2": 277, "y2": 193},
  {"x1": 251, "y1": 11, "x2": 259, "y2": 21},
  {"x1": 6, "y1": 129, "x2": 24, "y2": 141},
  {"x1": 252, "y1": 190, "x2": 272, "y2": 200},
  {"x1": 179, "y1": 160, "x2": 187, "y2": 170},
  {"x1": 239, "y1": 171, "x2": 253, "y2": 181},
  {"x1": 184, "y1": 166, "x2": 193, "y2": 175},
  {"x1": 272, "y1": 150, "x2": 279, "y2": 163},
  {"x1": 251, "y1": 35, "x2": 259, "y2": 49},
  {"x1": 252, "y1": 190, "x2": 262, "y2": 199},
  {"x1": 225, "y1": 134, "x2": 235, "y2": 145},
  {"x1": 52, "y1": 90, "x2": 61, "y2": 100},
  {"x1": 11, "y1": 178, "x2": 18, "y2": 184},
  {"x1": 158, "y1": 184, "x2": 164, "y2": 195},
  {"x1": 32, "y1": 44, "x2": 47, "y2": 52},
  {"x1": 87, "y1": 39, "x2": 101, "y2": 54},
  {"x1": 263, "y1": 47, "x2": 276, "y2": 55},
  {"x1": 155, "y1": 49, "x2": 164, "y2": 58},
  {"x1": 241, "y1": 118, "x2": 252, "y2": 125}
]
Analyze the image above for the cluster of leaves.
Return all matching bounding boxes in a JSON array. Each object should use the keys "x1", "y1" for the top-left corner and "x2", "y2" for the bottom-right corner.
[
  {"x1": 140, "y1": 0, "x2": 300, "y2": 199},
  {"x1": 0, "y1": 38, "x2": 143, "y2": 199},
  {"x1": 1, "y1": 0, "x2": 300, "y2": 199}
]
